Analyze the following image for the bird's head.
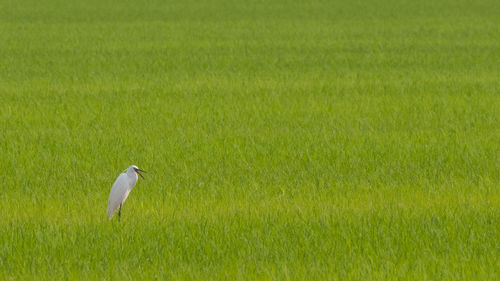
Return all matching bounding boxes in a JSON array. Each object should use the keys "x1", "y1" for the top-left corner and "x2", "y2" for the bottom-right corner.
[{"x1": 129, "y1": 165, "x2": 147, "y2": 179}]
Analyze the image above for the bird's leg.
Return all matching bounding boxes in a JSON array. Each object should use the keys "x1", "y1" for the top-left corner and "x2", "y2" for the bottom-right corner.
[{"x1": 118, "y1": 203, "x2": 122, "y2": 222}]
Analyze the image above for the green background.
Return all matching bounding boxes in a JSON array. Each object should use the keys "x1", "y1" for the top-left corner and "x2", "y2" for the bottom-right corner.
[{"x1": 1, "y1": 0, "x2": 499, "y2": 279}]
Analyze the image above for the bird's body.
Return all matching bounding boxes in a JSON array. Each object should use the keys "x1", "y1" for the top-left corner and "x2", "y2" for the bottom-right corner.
[{"x1": 107, "y1": 165, "x2": 146, "y2": 221}]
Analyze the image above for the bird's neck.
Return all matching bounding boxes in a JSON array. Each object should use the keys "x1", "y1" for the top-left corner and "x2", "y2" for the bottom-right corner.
[{"x1": 126, "y1": 169, "x2": 136, "y2": 178}]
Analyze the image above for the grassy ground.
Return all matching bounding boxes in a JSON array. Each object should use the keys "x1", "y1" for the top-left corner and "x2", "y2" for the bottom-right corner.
[{"x1": 0, "y1": 0, "x2": 499, "y2": 279}]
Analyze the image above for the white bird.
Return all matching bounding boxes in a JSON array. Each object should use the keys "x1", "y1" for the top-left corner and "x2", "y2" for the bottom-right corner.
[{"x1": 107, "y1": 165, "x2": 147, "y2": 221}]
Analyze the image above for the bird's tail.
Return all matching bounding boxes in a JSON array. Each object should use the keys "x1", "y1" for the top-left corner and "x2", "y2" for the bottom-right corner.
[{"x1": 106, "y1": 206, "x2": 114, "y2": 220}]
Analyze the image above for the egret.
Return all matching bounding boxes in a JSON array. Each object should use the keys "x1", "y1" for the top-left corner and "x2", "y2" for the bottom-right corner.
[{"x1": 107, "y1": 165, "x2": 147, "y2": 221}]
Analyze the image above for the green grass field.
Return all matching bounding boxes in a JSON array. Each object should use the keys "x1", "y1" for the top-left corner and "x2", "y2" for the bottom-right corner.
[{"x1": 1, "y1": 0, "x2": 499, "y2": 279}]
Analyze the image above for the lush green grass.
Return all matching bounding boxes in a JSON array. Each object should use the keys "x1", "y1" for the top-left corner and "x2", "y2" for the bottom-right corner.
[{"x1": 1, "y1": 0, "x2": 499, "y2": 279}]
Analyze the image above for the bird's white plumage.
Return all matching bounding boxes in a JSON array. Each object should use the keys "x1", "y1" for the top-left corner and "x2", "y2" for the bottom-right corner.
[{"x1": 107, "y1": 166, "x2": 140, "y2": 219}]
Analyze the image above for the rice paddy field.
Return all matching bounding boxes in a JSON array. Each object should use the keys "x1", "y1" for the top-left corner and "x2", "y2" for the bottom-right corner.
[{"x1": 1, "y1": 0, "x2": 499, "y2": 279}]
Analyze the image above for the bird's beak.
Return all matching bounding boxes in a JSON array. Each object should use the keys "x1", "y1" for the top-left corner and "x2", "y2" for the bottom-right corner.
[{"x1": 135, "y1": 169, "x2": 147, "y2": 179}]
